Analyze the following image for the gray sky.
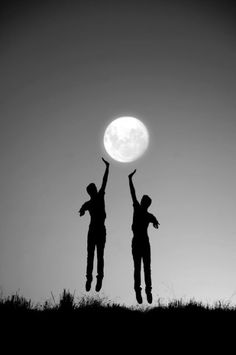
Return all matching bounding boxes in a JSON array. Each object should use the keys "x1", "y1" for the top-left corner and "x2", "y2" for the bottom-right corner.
[{"x1": 1, "y1": 0, "x2": 236, "y2": 306}]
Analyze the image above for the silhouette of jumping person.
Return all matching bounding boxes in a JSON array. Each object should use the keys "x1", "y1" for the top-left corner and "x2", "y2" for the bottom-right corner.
[
  {"x1": 79, "y1": 158, "x2": 110, "y2": 292},
  {"x1": 128, "y1": 169, "x2": 160, "y2": 304}
]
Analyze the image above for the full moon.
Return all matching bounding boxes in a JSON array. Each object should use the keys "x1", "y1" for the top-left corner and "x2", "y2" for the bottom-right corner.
[{"x1": 103, "y1": 116, "x2": 149, "y2": 163}]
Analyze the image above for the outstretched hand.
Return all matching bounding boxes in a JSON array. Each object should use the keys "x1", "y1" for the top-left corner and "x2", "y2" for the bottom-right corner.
[
  {"x1": 102, "y1": 157, "x2": 110, "y2": 166},
  {"x1": 128, "y1": 169, "x2": 136, "y2": 178}
]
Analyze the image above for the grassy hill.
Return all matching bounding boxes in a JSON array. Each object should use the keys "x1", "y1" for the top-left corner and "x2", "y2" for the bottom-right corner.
[
  {"x1": 1, "y1": 289, "x2": 235, "y2": 350},
  {"x1": 1, "y1": 288, "x2": 235, "y2": 314}
]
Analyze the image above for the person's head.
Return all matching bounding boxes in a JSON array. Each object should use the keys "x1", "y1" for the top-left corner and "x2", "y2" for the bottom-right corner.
[
  {"x1": 141, "y1": 195, "x2": 152, "y2": 210},
  {"x1": 86, "y1": 183, "x2": 97, "y2": 197}
]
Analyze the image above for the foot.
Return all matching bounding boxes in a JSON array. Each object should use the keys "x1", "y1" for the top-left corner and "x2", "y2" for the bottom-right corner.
[
  {"x1": 135, "y1": 290, "x2": 143, "y2": 304},
  {"x1": 146, "y1": 291, "x2": 152, "y2": 304},
  {"x1": 95, "y1": 278, "x2": 103, "y2": 292},
  {"x1": 85, "y1": 279, "x2": 92, "y2": 292}
]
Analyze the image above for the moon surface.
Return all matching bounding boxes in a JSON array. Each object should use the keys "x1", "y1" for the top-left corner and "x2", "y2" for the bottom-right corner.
[{"x1": 103, "y1": 116, "x2": 149, "y2": 163}]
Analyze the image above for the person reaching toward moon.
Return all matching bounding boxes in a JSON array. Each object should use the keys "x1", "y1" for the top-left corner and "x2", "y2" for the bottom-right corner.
[
  {"x1": 78, "y1": 116, "x2": 158, "y2": 303},
  {"x1": 128, "y1": 169, "x2": 160, "y2": 304},
  {"x1": 79, "y1": 158, "x2": 110, "y2": 292}
]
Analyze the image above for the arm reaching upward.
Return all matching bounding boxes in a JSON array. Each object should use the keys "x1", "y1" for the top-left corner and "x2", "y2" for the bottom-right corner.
[
  {"x1": 128, "y1": 169, "x2": 138, "y2": 205},
  {"x1": 100, "y1": 157, "x2": 110, "y2": 193}
]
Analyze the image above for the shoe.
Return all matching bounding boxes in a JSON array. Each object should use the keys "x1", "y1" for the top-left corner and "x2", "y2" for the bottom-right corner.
[
  {"x1": 146, "y1": 291, "x2": 152, "y2": 304},
  {"x1": 135, "y1": 290, "x2": 143, "y2": 304},
  {"x1": 85, "y1": 279, "x2": 91, "y2": 292},
  {"x1": 95, "y1": 278, "x2": 103, "y2": 292}
]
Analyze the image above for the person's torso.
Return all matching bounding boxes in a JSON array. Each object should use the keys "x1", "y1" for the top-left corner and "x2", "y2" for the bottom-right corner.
[
  {"x1": 87, "y1": 191, "x2": 106, "y2": 226},
  {"x1": 132, "y1": 203, "x2": 152, "y2": 239}
]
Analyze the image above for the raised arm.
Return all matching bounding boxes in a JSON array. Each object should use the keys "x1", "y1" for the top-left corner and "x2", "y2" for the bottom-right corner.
[
  {"x1": 128, "y1": 169, "x2": 138, "y2": 205},
  {"x1": 100, "y1": 157, "x2": 110, "y2": 193}
]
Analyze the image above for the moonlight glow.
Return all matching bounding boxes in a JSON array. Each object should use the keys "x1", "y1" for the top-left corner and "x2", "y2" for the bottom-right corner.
[{"x1": 103, "y1": 116, "x2": 149, "y2": 163}]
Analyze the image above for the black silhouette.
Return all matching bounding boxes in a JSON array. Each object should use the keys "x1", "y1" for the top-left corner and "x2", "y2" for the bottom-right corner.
[
  {"x1": 79, "y1": 158, "x2": 110, "y2": 292},
  {"x1": 128, "y1": 169, "x2": 160, "y2": 304}
]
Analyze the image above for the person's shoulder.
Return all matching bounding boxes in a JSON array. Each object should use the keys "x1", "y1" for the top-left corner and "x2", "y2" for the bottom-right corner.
[
  {"x1": 133, "y1": 200, "x2": 140, "y2": 209},
  {"x1": 98, "y1": 189, "x2": 105, "y2": 197}
]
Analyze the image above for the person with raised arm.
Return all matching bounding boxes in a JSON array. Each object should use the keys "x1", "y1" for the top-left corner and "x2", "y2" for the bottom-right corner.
[
  {"x1": 79, "y1": 158, "x2": 110, "y2": 292},
  {"x1": 128, "y1": 169, "x2": 160, "y2": 304}
]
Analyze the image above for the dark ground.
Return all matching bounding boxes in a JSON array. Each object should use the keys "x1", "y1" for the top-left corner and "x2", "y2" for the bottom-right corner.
[{"x1": 1, "y1": 291, "x2": 235, "y2": 351}]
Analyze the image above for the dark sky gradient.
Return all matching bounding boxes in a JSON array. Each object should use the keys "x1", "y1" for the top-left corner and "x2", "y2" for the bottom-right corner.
[{"x1": 1, "y1": 0, "x2": 236, "y2": 305}]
